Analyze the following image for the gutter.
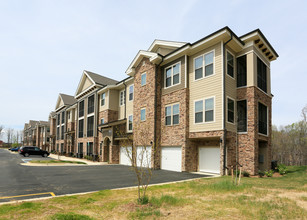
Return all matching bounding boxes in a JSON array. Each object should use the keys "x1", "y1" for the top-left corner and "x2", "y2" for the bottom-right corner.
[{"x1": 222, "y1": 33, "x2": 233, "y2": 175}]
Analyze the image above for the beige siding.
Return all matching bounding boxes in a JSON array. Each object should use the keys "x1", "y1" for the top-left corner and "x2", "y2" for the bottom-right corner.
[
  {"x1": 161, "y1": 56, "x2": 186, "y2": 95},
  {"x1": 225, "y1": 47, "x2": 237, "y2": 132},
  {"x1": 157, "y1": 47, "x2": 174, "y2": 56},
  {"x1": 109, "y1": 90, "x2": 119, "y2": 111},
  {"x1": 81, "y1": 77, "x2": 93, "y2": 92},
  {"x1": 126, "y1": 81, "x2": 134, "y2": 132},
  {"x1": 246, "y1": 52, "x2": 255, "y2": 87},
  {"x1": 118, "y1": 105, "x2": 125, "y2": 120},
  {"x1": 189, "y1": 42, "x2": 223, "y2": 132},
  {"x1": 99, "y1": 90, "x2": 109, "y2": 112}
]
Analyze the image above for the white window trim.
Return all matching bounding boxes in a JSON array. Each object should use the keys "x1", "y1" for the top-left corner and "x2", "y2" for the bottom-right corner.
[
  {"x1": 226, "y1": 50, "x2": 235, "y2": 79},
  {"x1": 258, "y1": 101, "x2": 269, "y2": 137},
  {"x1": 193, "y1": 96, "x2": 215, "y2": 124},
  {"x1": 101, "y1": 93, "x2": 106, "y2": 106},
  {"x1": 164, "y1": 61, "x2": 181, "y2": 89},
  {"x1": 128, "y1": 114, "x2": 133, "y2": 132},
  {"x1": 101, "y1": 118, "x2": 104, "y2": 125},
  {"x1": 87, "y1": 112, "x2": 94, "y2": 117},
  {"x1": 140, "y1": 108, "x2": 146, "y2": 121},
  {"x1": 141, "y1": 72, "x2": 147, "y2": 86},
  {"x1": 119, "y1": 90, "x2": 126, "y2": 106},
  {"x1": 226, "y1": 96, "x2": 235, "y2": 125},
  {"x1": 128, "y1": 84, "x2": 134, "y2": 101},
  {"x1": 194, "y1": 49, "x2": 215, "y2": 82},
  {"x1": 165, "y1": 103, "x2": 180, "y2": 126}
]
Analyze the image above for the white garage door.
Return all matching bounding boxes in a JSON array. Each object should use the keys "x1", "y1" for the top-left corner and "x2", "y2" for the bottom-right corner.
[
  {"x1": 120, "y1": 146, "x2": 132, "y2": 166},
  {"x1": 199, "y1": 147, "x2": 220, "y2": 174},
  {"x1": 161, "y1": 147, "x2": 182, "y2": 172},
  {"x1": 136, "y1": 146, "x2": 151, "y2": 168}
]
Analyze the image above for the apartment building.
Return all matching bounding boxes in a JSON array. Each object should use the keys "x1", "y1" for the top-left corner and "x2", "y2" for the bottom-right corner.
[
  {"x1": 46, "y1": 26, "x2": 277, "y2": 175},
  {"x1": 23, "y1": 120, "x2": 38, "y2": 146},
  {"x1": 23, "y1": 120, "x2": 50, "y2": 149}
]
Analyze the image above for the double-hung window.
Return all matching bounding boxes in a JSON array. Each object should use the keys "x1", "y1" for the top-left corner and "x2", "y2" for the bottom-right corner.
[
  {"x1": 101, "y1": 118, "x2": 104, "y2": 125},
  {"x1": 227, "y1": 98, "x2": 235, "y2": 123},
  {"x1": 194, "y1": 51, "x2": 214, "y2": 80},
  {"x1": 141, "y1": 73, "x2": 146, "y2": 86},
  {"x1": 165, "y1": 63, "x2": 180, "y2": 88},
  {"x1": 258, "y1": 102, "x2": 268, "y2": 135},
  {"x1": 120, "y1": 90, "x2": 126, "y2": 106},
  {"x1": 140, "y1": 108, "x2": 146, "y2": 121},
  {"x1": 57, "y1": 114, "x2": 60, "y2": 125},
  {"x1": 128, "y1": 115, "x2": 133, "y2": 131},
  {"x1": 61, "y1": 111, "x2": 65, "y2": 124},
  {"x1": 101, "y1": 93, "x2": 105, "y2": 106},
  {"x1": 195, "y1": 98, "x2": 214, "y2": 123},
  {"x1": 165, "y1": 104, "x2": 180, "y2": 125},
  {"x1": 88, "y1": 95, "x2": 95, "y2": 114},
  {"x1": 227, "y1": 52, "x2": 234, "y2": 78},
  {"x1": 129, "y1": 85, "x2": 134, "y2": 101},
  {"x1": 257, "y1": 57, "x2": 267, "y2": 93}
]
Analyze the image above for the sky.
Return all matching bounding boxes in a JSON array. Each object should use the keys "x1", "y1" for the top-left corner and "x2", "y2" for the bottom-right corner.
[{"x1": 0, "y1": 0, "x2": 306, "y2": 140}]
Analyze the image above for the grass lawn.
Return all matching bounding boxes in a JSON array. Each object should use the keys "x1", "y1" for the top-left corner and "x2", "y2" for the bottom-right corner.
[
  {"x1": 29, "y1": 160, "x2": 86, "y2": 165},
  {"x1": 0, "y1": 166, "x2": 306, "y2": 219}
]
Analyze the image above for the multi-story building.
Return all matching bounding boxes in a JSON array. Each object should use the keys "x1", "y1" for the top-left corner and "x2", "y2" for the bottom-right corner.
[
  {"x1": 48, "y1": 27, "x2": 278, "y2": 175},
  {"x1": 49, "y1": 111, "x2": 56, "y2": 152},
  {"x1": 23, "y1": 120, "x2": 50, "y2": 149},
  {"x1": 23, "y1": 120, "x2": 39, "y2": 146}
]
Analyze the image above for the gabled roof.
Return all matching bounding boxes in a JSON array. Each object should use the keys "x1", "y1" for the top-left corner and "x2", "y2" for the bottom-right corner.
[
  {"x1": 75, "y1": 70, "x2": 118, "y2": 98},
  {"x1": 29, "y1": 120, "x2": 39, "y2": 128},
  {"x1": 39, "y1": 121, "x2": 49, "y2": 126},
  {"x1": 148, "y1": 39, "x2": 187, "y2": 53},
  {"x1": 55, "y1": 93, "x2": 76, "y2": 112}
]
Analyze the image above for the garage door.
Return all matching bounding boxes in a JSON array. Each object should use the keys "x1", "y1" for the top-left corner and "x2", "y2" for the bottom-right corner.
[
  {"x1": 199, "y1": 147, "x2": 220, "y2": 174},
  {"x1": 161, "y1": 147, "x2": 182, "y2": 172},
  {"x1": 120, "y1": 146, "x2": 132, "y2": 166},
  {"x1": 136, "y1": 146, "x2": 151, "y2": 168}
]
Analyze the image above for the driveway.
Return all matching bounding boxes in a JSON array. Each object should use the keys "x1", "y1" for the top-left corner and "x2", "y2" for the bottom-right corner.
[{"x1": 0, "y1": 149, "x2": 209, "y2": 203}]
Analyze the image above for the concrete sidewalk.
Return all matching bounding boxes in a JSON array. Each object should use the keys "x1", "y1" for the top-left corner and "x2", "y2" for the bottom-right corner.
[{"x1": 49, "y1": 154, "x2": 107, "y2": 165}]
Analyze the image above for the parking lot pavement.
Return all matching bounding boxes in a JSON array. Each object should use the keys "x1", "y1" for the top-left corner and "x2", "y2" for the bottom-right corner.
[{"x1": 0, "y1": 148, "x2": 210, "y2": 203}]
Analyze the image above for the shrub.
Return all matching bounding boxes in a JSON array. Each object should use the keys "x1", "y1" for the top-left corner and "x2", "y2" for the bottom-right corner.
[
  {"x1": 258, "y1": 170, "x2": 265, "y2": 177},
  {"x1": 265, "y1": 170, "x2": 274, "y2": 177},
  {"x1": 137, "y1": 195, "x2": 149, "y2": 205},
  {"x1": 242, "y1": 171, "x2": 250, "y2": 177},
  {"x1": 277, "y1": 164, "x2": 288, "y2": 175}
]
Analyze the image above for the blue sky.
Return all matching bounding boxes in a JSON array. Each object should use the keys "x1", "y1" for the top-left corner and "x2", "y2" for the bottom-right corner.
[{"x1": 0, "y1": 0, "x2": 306, "y2": 137}]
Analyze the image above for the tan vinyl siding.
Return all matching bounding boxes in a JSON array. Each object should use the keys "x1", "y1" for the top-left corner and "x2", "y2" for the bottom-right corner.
[
  {"x1": 99, "y1": 91, "x2": 109, "y2": 112},
  {"x1": 225, "y1": 46, "x2": 237, "y2": 132},
  {"x1": 108, "y1": 90, "x2": 119, "y2": 111},
  {"x1": 189, "y1": 42, "x2": 223, "y2": 132},
  {"x1": 247, "y1": 52, "x2": 255, "y2": 87},
  {"x1": 59, "y1": 99, "x2": 64, "y2": 107},
  {"x1": 161, "y1": 56, "x2": 185, "y2": 95},
  {"x1": 126, "y1": 81, "x2": 134, "y2": 132},
  {"x1": 81, "y1": 77, "x2": 93, "y2": 92}
]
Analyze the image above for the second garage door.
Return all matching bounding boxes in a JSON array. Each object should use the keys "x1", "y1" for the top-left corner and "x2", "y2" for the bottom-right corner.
[
  {"x1": 120, "y1": 146, "x2": 132, "y2": 166},
  {"x1": 199, "y1": 147, "x2": 220, "y2": 174},
  {"x1": 161, "y1": 147, "x2": 182, "y2": 172}
]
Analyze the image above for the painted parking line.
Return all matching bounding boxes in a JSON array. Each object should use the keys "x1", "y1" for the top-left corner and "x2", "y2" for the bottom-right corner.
[
  {"x1": 0, "y1": 192, "x2": 55, "y2": 200},
  {"x1": 21, "y1": 159, "x2": 32, "y2": 163}
]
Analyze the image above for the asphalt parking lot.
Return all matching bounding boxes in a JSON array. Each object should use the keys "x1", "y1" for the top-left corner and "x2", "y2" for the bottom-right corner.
[{"x1": 0, "y1": 149, "x2": 209, "y2": 203}]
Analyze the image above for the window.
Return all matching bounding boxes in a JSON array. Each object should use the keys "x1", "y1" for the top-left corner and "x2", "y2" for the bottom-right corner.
[
  {"x1": 165, "y1": 63, "x2": 180, "y2": 88},
  {"x1": 60, "y1": 143, "x2": 64, "y2": 153},
  {"x1": 237, "y1": 100, "x2": 247, "y2": 132},
  {"x1": 227, "y1": 98, "x2": 235, "y2": 123},
  {"x1": 87, "y1": 116, "x2": 94, "y2": 137},
  {"x1": 237, "y1": 55, "x2": 247, "y2": 87},
  {"x1": 165, "y1": 104, "x2": 179, "y2": 125},
  {"x1": 79, "y1": 100, "x2": 84, "y2": 117},
  {"x1": 257, "y1": 57, "x2": 267, "y2": 93},
  {"x1": 57, "y1": 114, "x2": 60, "y2": 125},
  {"x1": 195, "y1": 98, "x2": 214, "y2": 123},
  {"x1": 78, "y1": 119, "x2": 84, "y2": 138},
  {"x1": 205, "y1": 98, "x2": 214, "y2": 122},
  {"x1": 129, "y1": 85, "x2": 134, "y2": 101},
  {"x1": 141, "y1": 73, "x2": 146, "y2": 86},
  {"x1": 88, "y1": 95, "x2": 95, "y2": 114},
  {"x1": 194, "y1": 51, "x2": 214, "y2": 80},
  {"x1": 101, "y1": 93, "x2": 105, "y2": 106},
  {"x1": 56, "y1": 127, "x2": 59, "y2": 140},
  {"x1": 195, "y1": 100, "x2": 203, "y2": 123},
  {"x1": 61, "y1": 111, "x2": 65, "y2": 124},
  {"x1": 47, "y1": 137, "x2": 50, "y2": 142},
  {"x1": 78, "y1": 143, "x2": 83, "y2": 154},
  {"x1": 227, "y1": 52, "x2": 234, "y2": 77},
  {"x1": 128, "y1": 115, "x2": 133, "y2": 131},
  {"x1": 87, "y1": 142, "x2": 93, "y2": 156},
  {"x1": 258, "y1": 102, "x2": 268, "y2": 135},
  {"x1": 101, "y1": 118, "x2": 104, "y2": 125},
  {"x1": 120, "y1": 90, "x2": 126, "y2": 106},
  {"x1": 141, "y1": 108, "x2": 146, "y2": 121},
  {"x1": 47, "y1": 128, "x2": 50, "y2": 132},
  {"x1": 68, "y1": 111, "x2": 70, "y2": 120},
  {"x1": 61, "y1": 125, "x2": 64, "y2": 140},
  {"x1": 57, "y1": 144, "x2": 59, "y2": 151}
]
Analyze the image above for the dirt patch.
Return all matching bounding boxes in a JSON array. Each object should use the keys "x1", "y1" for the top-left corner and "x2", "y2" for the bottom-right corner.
[{"x1": 277, "y1": 191, "x2": 307, "y2": 210}]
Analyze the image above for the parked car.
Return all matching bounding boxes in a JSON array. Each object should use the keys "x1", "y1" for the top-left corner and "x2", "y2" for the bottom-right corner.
[
  {"x1": 19, "y1": 146, "x2": 49, "y2": 157},
  {"x1": 10, "y1": 147, "x2": 20, "y2": 152}
]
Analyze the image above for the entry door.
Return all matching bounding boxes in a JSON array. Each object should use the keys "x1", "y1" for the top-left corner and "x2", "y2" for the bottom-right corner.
[{"x1": 199, "y1": 147, "x2": 220, "y2": 174}]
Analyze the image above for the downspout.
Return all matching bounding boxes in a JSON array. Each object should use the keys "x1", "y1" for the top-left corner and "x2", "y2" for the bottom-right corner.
[
  {"x1": 223, "y1": 33, "x2": 233, "y2": 175},
  {"x1": 154, "y1": 55, "x2": 164, "y2": 169}
]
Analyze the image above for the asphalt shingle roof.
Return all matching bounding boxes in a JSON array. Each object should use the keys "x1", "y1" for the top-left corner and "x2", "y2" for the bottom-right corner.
[{"x1": 85, "y1": 70, "x2": 118, "y2": 86}]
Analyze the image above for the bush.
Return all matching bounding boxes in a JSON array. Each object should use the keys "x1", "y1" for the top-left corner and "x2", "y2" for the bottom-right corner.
[
  {"x1": 242, "y1": 171, "x2": 250, "y2": 177},
  {"x1": 265, "y1": 170, "x2": 274, "y2": 177},
  {"x1": 277, "y1": 164, "x2": 288, "y2": 175},
  {"x1": 137, "y1": 196, "x2": 149, "y2": 205},
  {"x1": 258, "y1": 170, "x2": 265, "y2": 178}
]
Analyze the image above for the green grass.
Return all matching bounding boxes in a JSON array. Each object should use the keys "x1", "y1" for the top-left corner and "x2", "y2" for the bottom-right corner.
[
  {"x1": 50, "y1": 212, "x2": 94, "y2": 220},
  {"x1": 150, "y1": 194, "x2": 187, "y2": 207},
  {"x1": 29, "y1": 160, "x2": 86, "y2": 164}
]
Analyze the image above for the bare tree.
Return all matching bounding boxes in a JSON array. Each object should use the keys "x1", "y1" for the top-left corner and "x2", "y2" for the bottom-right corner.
[
  {"x1": 0, "y1": 125, "x2": 4, "y2": 139},
  {"x1": 6, "y1": 128, "x2": 14, "y2": 147}
]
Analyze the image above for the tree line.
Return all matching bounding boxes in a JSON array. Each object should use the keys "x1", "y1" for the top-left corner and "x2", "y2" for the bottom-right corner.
[
  {"x1": 272, "y1": 105, "x2": 307, "y2": 166},
  {"x1": 0, "y1": 125, "x2": 23, "y2": 147}
]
